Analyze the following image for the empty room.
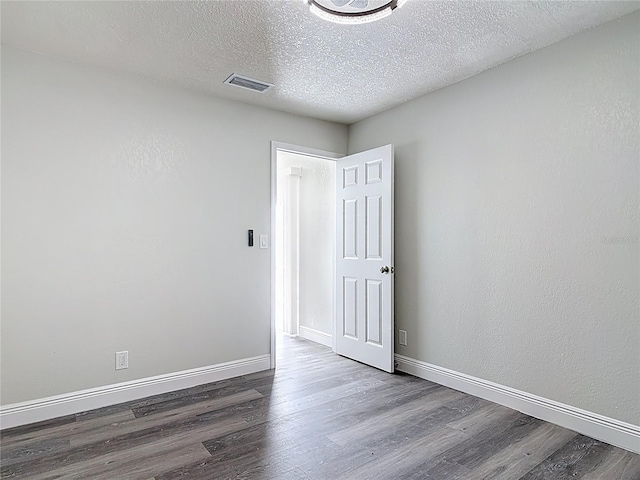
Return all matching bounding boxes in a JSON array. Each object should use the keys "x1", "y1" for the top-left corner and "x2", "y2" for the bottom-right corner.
[{"x1": 1, "y1": 1, "x2": 638, "y2": 479}]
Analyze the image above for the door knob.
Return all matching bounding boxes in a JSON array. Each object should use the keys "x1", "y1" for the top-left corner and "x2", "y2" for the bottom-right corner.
[{"x1": 380, "y1": 266, "x2": 390, "y2": 274}]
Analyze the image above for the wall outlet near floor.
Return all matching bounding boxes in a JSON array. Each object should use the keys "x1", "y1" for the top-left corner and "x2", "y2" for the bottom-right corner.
[
  {"x1": 115, "y1": 351, "x2": 128, "y2": 370},
  {"x1": 398, "y1": 330, "x2": 408, "y2": 346}
]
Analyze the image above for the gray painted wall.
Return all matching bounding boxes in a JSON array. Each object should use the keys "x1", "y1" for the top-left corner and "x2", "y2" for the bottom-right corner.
[
  {"x1": 2, "y1": 12, "x2": 638, "y2": 428},
  {"x1": 1, "y1": 47, "x2": 347, "y2": 405},
  {"x1": 349, "y1": 13, "x2": 639, "y2": 425}
]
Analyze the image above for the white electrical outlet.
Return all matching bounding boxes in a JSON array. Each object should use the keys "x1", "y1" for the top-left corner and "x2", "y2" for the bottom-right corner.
[
  {"x1": 115, "y1": 351, "x2": 128, "y2": 370},
  {"x1": 259, "y1": 235, "x2": 269, "y2": 249},
  {"x1": 398, "y1": 330, "x2": 407, "y2": 346}
]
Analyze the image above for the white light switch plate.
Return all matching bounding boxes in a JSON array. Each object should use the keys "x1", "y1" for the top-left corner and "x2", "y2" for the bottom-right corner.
[{"x1": 259, "y1": 235, "x2": 268, "y2": 249}]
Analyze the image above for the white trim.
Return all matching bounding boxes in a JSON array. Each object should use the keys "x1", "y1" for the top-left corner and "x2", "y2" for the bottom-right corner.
[
  {"x1": 270, "y1": 141, "x2": 342, "y2": 369},
  {"x1": 395, "y1": 354, "x2": 640, "y2": 454},
  {"x1": 299, "y1": 326, "x2": 333, "y2": 348},
  {"x1": 284, "y1": 166, "x2": 302, "y2": 177},
  {"x1": 0, "y1": 354, "x2": 271, "y2": 430}
]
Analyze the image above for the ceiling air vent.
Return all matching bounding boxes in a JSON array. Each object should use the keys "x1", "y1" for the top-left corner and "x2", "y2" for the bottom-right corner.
[{"x1": 224, "y1": 73, "x2": 273, "y2": 94}]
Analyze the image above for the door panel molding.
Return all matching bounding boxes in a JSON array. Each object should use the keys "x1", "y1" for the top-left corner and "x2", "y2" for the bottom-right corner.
[{"x1": 335, "y1": 144, "x2": 394, "y2": 372}]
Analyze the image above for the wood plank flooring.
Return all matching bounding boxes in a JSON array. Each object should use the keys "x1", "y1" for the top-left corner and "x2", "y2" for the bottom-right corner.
[{"x1": 2, "y1": 336, "x2": 639, "y2": 479}]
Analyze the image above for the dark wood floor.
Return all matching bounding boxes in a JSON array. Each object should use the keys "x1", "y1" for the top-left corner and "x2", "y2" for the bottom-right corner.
[{"x1": 1, "y1": 336, "x2": 639, "y2": 479}]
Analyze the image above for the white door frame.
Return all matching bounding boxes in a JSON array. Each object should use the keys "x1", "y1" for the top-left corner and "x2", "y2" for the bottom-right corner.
[{"x1": 270, "y1": 141, "x2": 343, "y2": 369}]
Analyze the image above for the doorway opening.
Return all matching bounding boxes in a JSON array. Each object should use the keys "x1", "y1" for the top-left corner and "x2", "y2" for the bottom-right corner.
[{"x1": 270, "y1": 143, "x2": 341, "y2": 368}]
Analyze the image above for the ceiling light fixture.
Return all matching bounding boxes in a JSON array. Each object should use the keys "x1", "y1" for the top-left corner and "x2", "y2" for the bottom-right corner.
[{"x1": 307, "y1": 0, "x2": 407, "y2": 25}]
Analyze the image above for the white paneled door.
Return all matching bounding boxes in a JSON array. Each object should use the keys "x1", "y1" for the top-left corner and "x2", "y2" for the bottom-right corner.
[{"x1": 336, "y1": 145, "x2": 394, "y2": 372}]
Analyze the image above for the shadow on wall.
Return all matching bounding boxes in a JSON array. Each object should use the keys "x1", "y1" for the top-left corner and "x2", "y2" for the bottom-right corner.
[{"x1": 392, "y1": 141, "x2": 423, "y2": 355}]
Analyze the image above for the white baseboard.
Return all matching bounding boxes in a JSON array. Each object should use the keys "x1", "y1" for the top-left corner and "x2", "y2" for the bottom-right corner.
[
  {"x1": 299, "y1": 326, "x2": 332, "y2": 348},
  {"x1": 395, "y1": 354, "x2": 640, "y2": 454},
  {"x1": 0, "y1": 354, "x2": 271, "y2": 430}
]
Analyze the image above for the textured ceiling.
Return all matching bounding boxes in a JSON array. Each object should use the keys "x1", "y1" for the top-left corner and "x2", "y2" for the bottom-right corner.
[{"x1": 2, "y1": 1, "x2": 638, "y2": 124}]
